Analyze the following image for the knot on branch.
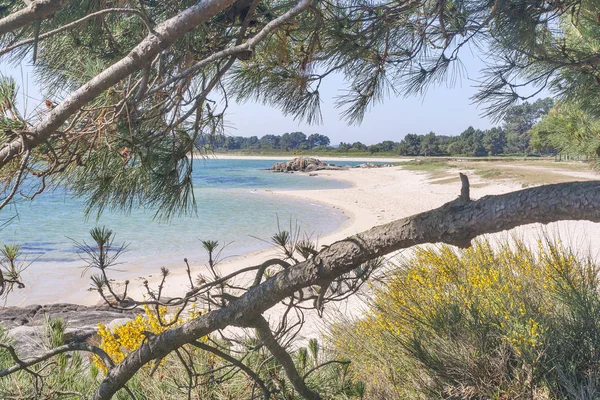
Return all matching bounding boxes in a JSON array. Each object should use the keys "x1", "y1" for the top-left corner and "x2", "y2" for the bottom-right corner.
[{"x1": 237, "y1": 49, "x2": 253, "y2": 60}]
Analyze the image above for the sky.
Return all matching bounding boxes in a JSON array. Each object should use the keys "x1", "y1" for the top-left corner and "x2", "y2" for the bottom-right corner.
[
  {"x1": 1, "y1": 45, "x2": 550, "y2": 146},
  {"x1": 225, "y1": 49, "x2": 499, "y2": 145}
]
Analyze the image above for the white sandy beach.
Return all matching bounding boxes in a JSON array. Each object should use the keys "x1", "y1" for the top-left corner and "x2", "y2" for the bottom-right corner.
[{"x1": 7, "y1": 158, "x2": 600, "y2": 325}]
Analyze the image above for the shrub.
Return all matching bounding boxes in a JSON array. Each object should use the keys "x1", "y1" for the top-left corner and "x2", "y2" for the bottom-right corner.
[
  {"x1": 93, "y1": 304, "x2": 204, "y2": 373},
  {"x1": 0, "y1": 305, "x2": 361, "y2": 399},
  {"x1": 329, "y1": 238, "x2": 600, "y2": 399}
]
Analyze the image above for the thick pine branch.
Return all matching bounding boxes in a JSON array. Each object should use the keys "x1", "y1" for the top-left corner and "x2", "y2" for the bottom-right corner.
[
  {"x1": 92, "y1": 179, "x2": 600, "y2": 400},
  {"x1": 0, "y1": 0, "x2": 65, "y2": 36},
  {"x1": 0, "y1": 0, "x2": 242, "y2": 168}
]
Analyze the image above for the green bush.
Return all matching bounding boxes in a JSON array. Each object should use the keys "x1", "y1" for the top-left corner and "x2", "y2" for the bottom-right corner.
[{"x1": 329, "y1": 238, "x2": 600, "y2": 399}]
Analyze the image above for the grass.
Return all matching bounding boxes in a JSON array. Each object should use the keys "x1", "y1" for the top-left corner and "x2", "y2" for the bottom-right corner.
[
  {"x1": 467, "y1": 162, "x2": 595, "y2": 187},
  {"x1": 400, "y1": 160, "x2": 458, "y2": 181},
  {"x1": 399, "y1": 159, "x2": 454, "y2": 171},
  {"x1": 398, "y1": 158, "x2": 597, "y2": 187}
]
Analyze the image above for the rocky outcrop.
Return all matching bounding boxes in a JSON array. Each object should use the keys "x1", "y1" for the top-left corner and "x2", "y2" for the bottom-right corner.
[
  {"x1": 0, "y1": 303, "x2": 143, "y2": 357},
  {"x1": 269, "y1": 158, "x2": 394, "y2": 172},
  {"x1": 269, "y1": 157, "x2": 345, "y2": 172}
]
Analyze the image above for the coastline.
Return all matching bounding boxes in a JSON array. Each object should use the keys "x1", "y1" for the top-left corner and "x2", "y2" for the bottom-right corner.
[
  {"x1": 6, "y1": 158, "x2": 600, "y2": 309},
  {"x1": 81, "y1": 164, "x2": 502, "y2": 304}
]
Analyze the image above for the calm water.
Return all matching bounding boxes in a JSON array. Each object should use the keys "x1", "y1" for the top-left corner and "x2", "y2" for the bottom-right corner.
[{"x1": 1, "y1": 159, "x2": 358, "y2": 270}]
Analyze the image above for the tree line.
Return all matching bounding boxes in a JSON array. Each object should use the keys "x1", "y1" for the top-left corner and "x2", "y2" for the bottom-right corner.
[
  {"x1": 211, "y1": 98, "x2": 556, "y2": 156},
  {"x1": 208, "y1": 132, "x2": 331, "y2": 151}
]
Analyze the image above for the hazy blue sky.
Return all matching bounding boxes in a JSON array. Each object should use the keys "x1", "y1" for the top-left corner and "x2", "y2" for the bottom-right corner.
[
  {"x1": 226, "y1": 49, "x2": 499, "y2": 145},
  {"x1": 1, "y1": 45, "x2": 551, "y2": 146}
]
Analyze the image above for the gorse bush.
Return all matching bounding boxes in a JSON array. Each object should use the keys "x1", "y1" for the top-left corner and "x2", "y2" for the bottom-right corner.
[
  {"x1": 329, "y1": 238, "x2": 600, "y2": 399},
  {"x1": 94, "y1": 304, "x2": 205, "y2": 373}
]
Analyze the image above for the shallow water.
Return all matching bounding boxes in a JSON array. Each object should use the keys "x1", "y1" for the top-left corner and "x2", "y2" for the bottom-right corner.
[{"x1": 1, "y1": 158, "x2": 361, "y2": 270}]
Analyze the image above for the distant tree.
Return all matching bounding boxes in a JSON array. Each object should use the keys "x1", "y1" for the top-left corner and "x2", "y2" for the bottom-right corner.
[
  {"x1": 280, "y1": 133, "x2": 293, "y2": 150},
  {"x1": 290, "y1": 132, "x2": 308, "y2": 149},
  {"x1": 243, "y1": 136, "x2": 261, "y2": 149},
  {"x1": 419, "y1": 132, "x2": 441, "y2": 156},
  {"x1": 459, "y1": 127, "x2": 487, "y2": 157},
  {"x1": 435, "y1": 135, "x2": 457, "y2": 155},
  {"x1": 379, "y1": 140, "x2": 396, "y2": 152},
  {"x1": 482, "y1": 128, "x2": 507, "y2": 156},
  {"x1": 223, "y1": 136, "x2": 243, "y2": 150},
  {"x1": 351, "y1": 141, "x2": 368, "y2": 151},
  {"x1": 259, "y1": 134, "x2": 281, "y2": 149},
  {"x1": 337, "y1": 142, "x2": 351, "y2": 152},
  {"x1": 447, "y1": 140, "x2": 465, "y2": 156},
  {"x1": 397, "y1": 134, "x2": 422, "y2": 156},
  {"x1": 307, "y1": 133, "x2": 330, "y2": 148},
  {"x1": 504, "y1": 98, "x2": 554, "y2": 154}
]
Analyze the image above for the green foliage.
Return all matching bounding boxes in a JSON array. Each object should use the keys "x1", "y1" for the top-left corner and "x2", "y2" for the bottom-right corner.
[
  {"x1": 503, "y1": 98, "x2": 555, "y2": 155},
  {"x1": 0, "y1": 243, "x2": 26, "y2": 299},
  {"x1": 330, "y1": 238, "x2": 600, "y2": 399},
  {"x1": 0, "y1": 321, "x2": 360, "y2": 400},
  {"x1": 531, "y1": 102, "x2": 600, "y2": 161}
]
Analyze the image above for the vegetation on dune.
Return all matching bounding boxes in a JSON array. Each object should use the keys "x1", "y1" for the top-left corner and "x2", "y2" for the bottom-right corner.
[{"x1": 330, "y1": 239, "x2": 600, "y2": 399}]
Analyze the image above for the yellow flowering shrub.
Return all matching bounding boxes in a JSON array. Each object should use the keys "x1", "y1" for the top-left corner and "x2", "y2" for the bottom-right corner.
[
  {"x1": 94, "y1": 304, "x2": 203, "y2": 373},
  {"x1": 329, "y1": 238, "x2": 600, "y2": 399}
]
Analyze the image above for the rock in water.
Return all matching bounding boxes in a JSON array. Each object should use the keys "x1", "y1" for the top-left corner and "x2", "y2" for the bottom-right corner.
[{"x1": 269, "y1": 157, "x2": 343, "y2": 172}]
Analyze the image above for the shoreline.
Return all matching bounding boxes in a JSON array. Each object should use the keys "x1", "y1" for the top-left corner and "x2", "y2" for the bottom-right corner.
[
  {"x1": 5, "y1": 160, "x2": 600, "y2": 308},
  {"x1": 4, "y1": 165, "x2": 362, "y2": 307}
]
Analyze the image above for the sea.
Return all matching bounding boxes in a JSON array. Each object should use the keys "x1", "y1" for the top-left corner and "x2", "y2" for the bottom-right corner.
[{"x1": 0, "y1": 158, "x2": 362, "y2": 276}]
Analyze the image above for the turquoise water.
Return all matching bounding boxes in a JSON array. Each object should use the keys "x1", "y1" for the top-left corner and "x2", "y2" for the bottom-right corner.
[{"x1": 1, "y1": 159, "x2": 357, "y2": 270}]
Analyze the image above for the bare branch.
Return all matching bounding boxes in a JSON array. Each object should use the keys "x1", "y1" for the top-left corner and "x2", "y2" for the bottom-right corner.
[
  {"x1": 190, "y1": 340, "x2": 270, "y2": 399},
  {"x1": 0, "y1": 342, "x2": 114, "y2": 377}
]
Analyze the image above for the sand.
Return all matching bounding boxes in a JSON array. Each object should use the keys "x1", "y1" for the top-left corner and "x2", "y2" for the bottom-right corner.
[{"x1": 7, "y1": 158, "x2": 600, "y2": 331}]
